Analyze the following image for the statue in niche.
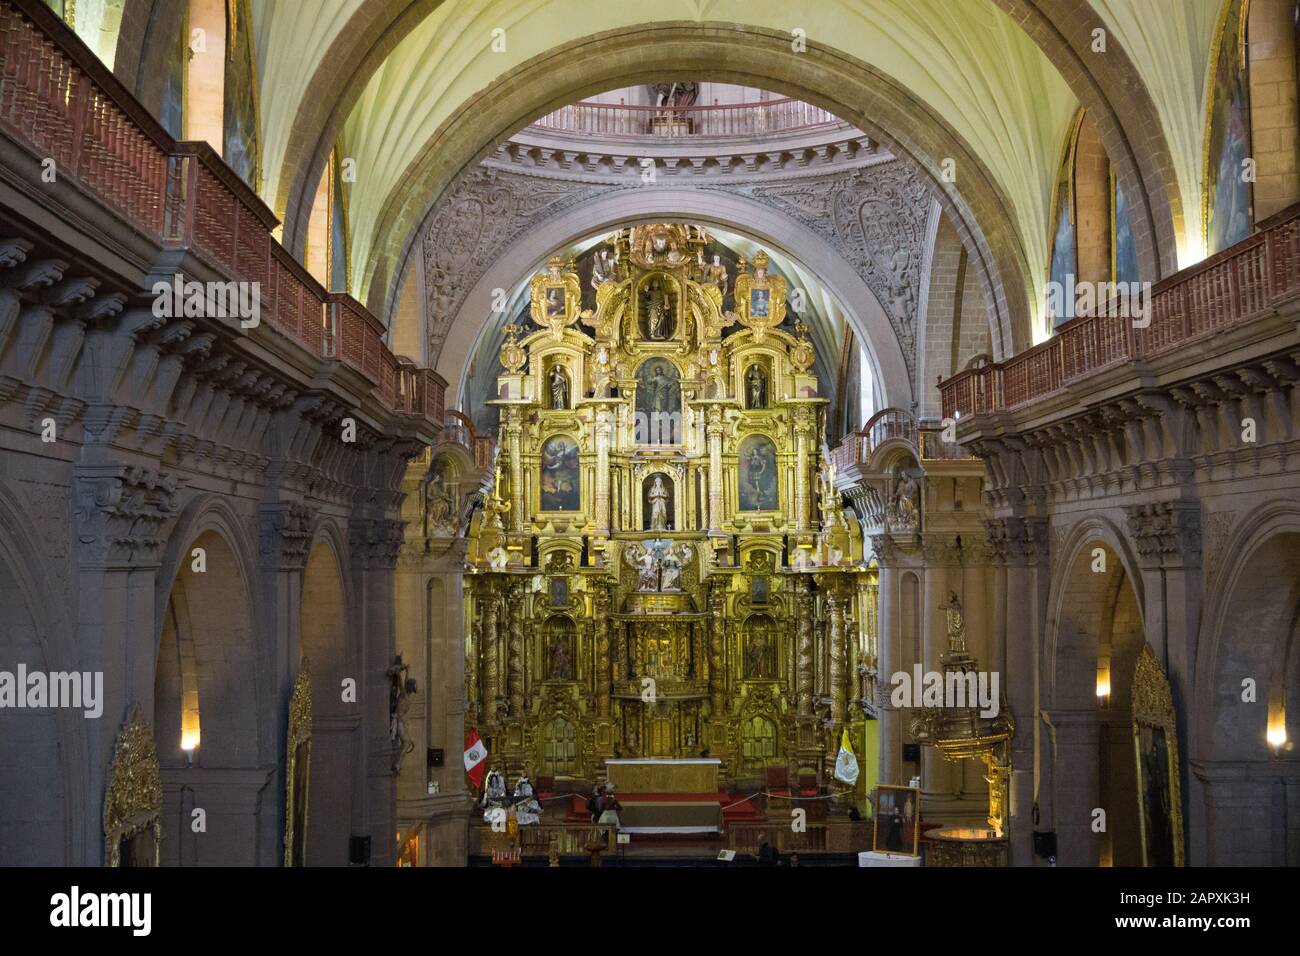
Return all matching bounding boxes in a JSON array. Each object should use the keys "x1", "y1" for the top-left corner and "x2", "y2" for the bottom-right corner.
[
  {"x1": 745, "y1": 619, "x2": 774, "y2": 679},
  {"x1": 941, "y1": 590, "x2": 967, "y2": 654},
  {"x1": 666, "y1": 242, "x2": 686, "y2": 268},
  {"x1": 746, "y1": 364, "x2": 768, "y2": 409},
  {"x1": 548, "y1": 363, "x2": 569, "y2": 409},
  {"x1": 591, "y1": 249, "x2": 614, "y2": 289},
  {"x1": 627, "y1": 543, "x2": 661, "y2": 591},
  {"x1": 646, "y1": 474, "x2": 672, "y2": 531},
  {"x1": 660, "y1": 544, "x2": 687, "y2": 591},
  {"x1": 426, "y1": 457, "x2": 456, "y2": 535},
  {"x1": 548, "y1": 633, "x2": 573, "y2": 680},
  {"x1": 640, "y1": 277, "x2": 675, "y2": 340},
  {"x1": 889, "y1": 466, "x2": 920, "y2": 532},
  {"x1": 704, "y1": 253, "x2": 728, "y2": 294}
]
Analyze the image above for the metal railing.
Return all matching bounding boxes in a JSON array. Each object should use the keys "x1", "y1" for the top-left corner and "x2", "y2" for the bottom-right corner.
[{"x1": 531, "y1": 97, "x2": 845, "y2": 138}]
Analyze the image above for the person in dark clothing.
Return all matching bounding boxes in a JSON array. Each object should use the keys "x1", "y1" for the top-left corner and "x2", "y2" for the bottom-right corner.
[
  {"x1": 586, "y1": 787, "x2": 602, "y2": 823},
  {"x1": 756, "y1": 833, "x2": 779, "y2": 867}
]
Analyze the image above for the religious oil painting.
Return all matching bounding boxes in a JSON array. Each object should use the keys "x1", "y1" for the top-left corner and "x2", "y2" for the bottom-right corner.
[
  {"x1": 539, "y1": 435, "x2": 580, "y2": 511},
  {"x1": 545, "y1": 286, "x2": 567, "y2": 319},
  {"x1": 737, "y1": 435, "x2": 778, "y2": 511},
  {"x1": 635, "y1": 358, "x2": 681, "y2": 443},
  {"x1": 750, "y1": 287, "x2": 771, "y2": 319},
  {"x1": 873, "y1": 785, "x2": 921, "y2": 856},
  {"x1": 1206, "y1": 0, "x2": 1252, "y2": 255}
]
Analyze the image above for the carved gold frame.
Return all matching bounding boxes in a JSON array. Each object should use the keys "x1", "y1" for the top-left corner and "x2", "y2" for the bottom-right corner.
[
  {"x1": 284, "y1": 660, "x2": 313, "y2": 867},
  {"x1": 103, "y1": 702, "x2": 162, "y2": 867},
  {"x1": 529, "y1": 261, "x2": 583, "y2": 340},
  {"x1": 733, "y1": 253, "x2": 787, "y2": 341},
  {"x1": 1131, "y1": 645, "x2": 1184, "y2": 867}
]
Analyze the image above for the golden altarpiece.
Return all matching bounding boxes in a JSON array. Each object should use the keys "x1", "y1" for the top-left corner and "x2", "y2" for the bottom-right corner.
[{"x1": 464, "y1": 224, "x2": 875, "y2": 790}]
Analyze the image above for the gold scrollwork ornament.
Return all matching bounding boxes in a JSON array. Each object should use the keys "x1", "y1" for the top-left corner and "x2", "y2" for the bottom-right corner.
[
  {"x1": 733, "y1": 251, "x2": 787, "y2": 342},
  {"x1": 284, "y1": 659, "x2": 313, "y2": 867},
  {"x1": 530, "y1": 256, "x2": 583, "y2": 340},
  {"x1": 104, "y1": 702, "x2": 162, "y2": 867}
]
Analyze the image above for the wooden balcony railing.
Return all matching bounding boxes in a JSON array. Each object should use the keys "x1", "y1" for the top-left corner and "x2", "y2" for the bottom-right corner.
[
  {"x1": 531, "y1": 96, "x2": 845, "y2": 138},
  {"x1": 436, "y1": 410, "x2": 495, "y2": 470},
  {"x1": 939, "y1": 201, "x2": 1300, "y2": 419},
  {"x1": 0, "y1": 0, "x2": 445, "y2": 429},
  {"x1": 828, "y1": 407, "x2": 976, "y2": 472}
]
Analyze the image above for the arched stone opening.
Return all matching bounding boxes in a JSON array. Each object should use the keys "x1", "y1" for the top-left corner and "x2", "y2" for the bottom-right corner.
[
  {"x1": 356, "y1": 24, "x2": 1034, "y2": 359},
  {"x1": 1045, "y1": 533, "x2": 1146, "y2": 866},
  {"x1": 1197, "y1": 526, "x2": 1300, "y2": 865},
  {"x1": 153, "y1": 526, "x2": 259, "y2": 865},
  {"x1": 300, "y1": 534, "x2": 357, "y2": 866},
  {"x1": 0, "y1": 547, "x2": 69, "y2": 864}
]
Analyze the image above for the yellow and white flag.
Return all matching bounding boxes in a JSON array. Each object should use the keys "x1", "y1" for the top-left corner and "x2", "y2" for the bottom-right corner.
[{"x1": 834, "y1": 729, "x2": 859, "y2": 785}]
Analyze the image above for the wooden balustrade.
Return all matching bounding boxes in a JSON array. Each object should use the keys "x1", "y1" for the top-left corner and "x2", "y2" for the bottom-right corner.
[
  {"x1": 941, "y1": 200, "x2": 1300, "y2": 419},
  {"x1": 0, "y1": 0, "x2": 442, "y2": 429},
  {"x1": 827, "y1": 407, "x2": 975, "y2": 470},
  {"x1": 531, "y1": 96, "x2": 845, "y2": 138}
]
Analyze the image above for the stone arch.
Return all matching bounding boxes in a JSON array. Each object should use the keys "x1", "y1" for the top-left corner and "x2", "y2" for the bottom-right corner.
[
  {"x1": 0, "y1": 485, "x2": 84, "y2": 865},
  {"x1": 1193, "y1": 502, "x2": 1300, "y2": 864},
  {"x1": 359, "y1": 22, "x2": 1030, "y2": 361},
  {"x1": 268, "y1": 4, "x2": 1183, "y2": 349},
  {"x1": 299, "y1": 527, "x2": 357, "y2": 866},
  {"x1": 153, "y1": 497, "x2": 261, "y2": 865},
  {"x1": 1043, "y1": 518, "x2": 1147, "y2": 866},
  {"x1": 440, "y1": 186, "x2": 907, "y2": 409}
]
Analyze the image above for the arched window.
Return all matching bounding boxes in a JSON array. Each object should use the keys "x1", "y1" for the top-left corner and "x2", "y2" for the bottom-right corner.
[
  {"x1": 185, "y1": 0, "x2": 261, "y2": 191},
  {"x1": 740, "y1": 715, "x2": 777, "y2": 766}
]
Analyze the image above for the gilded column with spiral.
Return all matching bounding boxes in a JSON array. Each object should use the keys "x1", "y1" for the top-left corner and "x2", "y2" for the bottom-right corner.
[
  {"x1": 480, "y1": 581, "x2": 500, "y2": 725},
  {"x1": 594, "y1": 581, "x2": 612, "y2": 718},
  {"x1": 503, "y1": 407, "x2": 524, "y2": 531},
  {"x1": 796, "y1": 578, "x2": 815, "y2": 716},
  {"x1": 708, "y1": 581, "x2": 726, "y2": 714},
  {"x1": 507, "y1": 581, "x2": 525, "y2": 718},
  {"x1": 828, "y1": 589, "x2": 847, "y2": 724}
]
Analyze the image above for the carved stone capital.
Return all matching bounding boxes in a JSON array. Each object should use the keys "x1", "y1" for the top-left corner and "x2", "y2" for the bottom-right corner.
[
  {"x1": 984, "y1": 516, "x2": 1049, "y2": 566},
  {"x1": 258, "y1": 501, "x2": 314, "y2": 570},
  {"x1": 1124, "y1": 501, "x2": 1202, "y2": 569},
  {"x1": 74, "y1": 465, "x2": 181, "y2": 568}
]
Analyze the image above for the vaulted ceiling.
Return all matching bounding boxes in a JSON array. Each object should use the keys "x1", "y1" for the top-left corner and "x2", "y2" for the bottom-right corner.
[{"x1": 98, "y1": 0, "x2": 1226, "y2": 361}]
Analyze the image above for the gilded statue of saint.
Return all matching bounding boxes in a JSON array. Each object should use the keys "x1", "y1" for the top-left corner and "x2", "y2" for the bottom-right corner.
[
  {"x1": 941, "y1": 590, "x2": 967, "y2": 654},
  {"x1": 549, "y1": 364, "x2": 569, "y2": 409},
  {"x1": 746, "y1": 364, "x2": 767, "y2": 409},
  {"x1": 649, "y1": 475, "x2": 670, "y2": 531}
]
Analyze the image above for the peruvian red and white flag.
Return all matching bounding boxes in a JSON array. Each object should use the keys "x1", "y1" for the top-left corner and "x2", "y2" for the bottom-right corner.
[{"x1": 464, "y1": 728, "x2": 489, "y2": 790}]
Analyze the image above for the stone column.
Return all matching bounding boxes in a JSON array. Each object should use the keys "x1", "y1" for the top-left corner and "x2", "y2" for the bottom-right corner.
[
  {"x1": 506, "y1": 582, "x2": 525, "y2": 719},
  {"x1": 796, "y1": 578, "x2": 815, "y2": 716},
  {"x1": 1050, "y1": 709, "x2": 1102, "y2": 865},
  {"x1": 873, "y1": 536, "x2": 902, "y2": 786},
  {"x1": 920, "y1": 539, "x2": 954, "y2": 798},
  {"x1": 989, "y1": 516, "x2": 1049, "y2": 865},
  {"x1": 706, "y1": 409, "x2": 725, "y2": 532},
  {"x1": 1125, "y1": 500, "x2": 1203, "y2": 864}
]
